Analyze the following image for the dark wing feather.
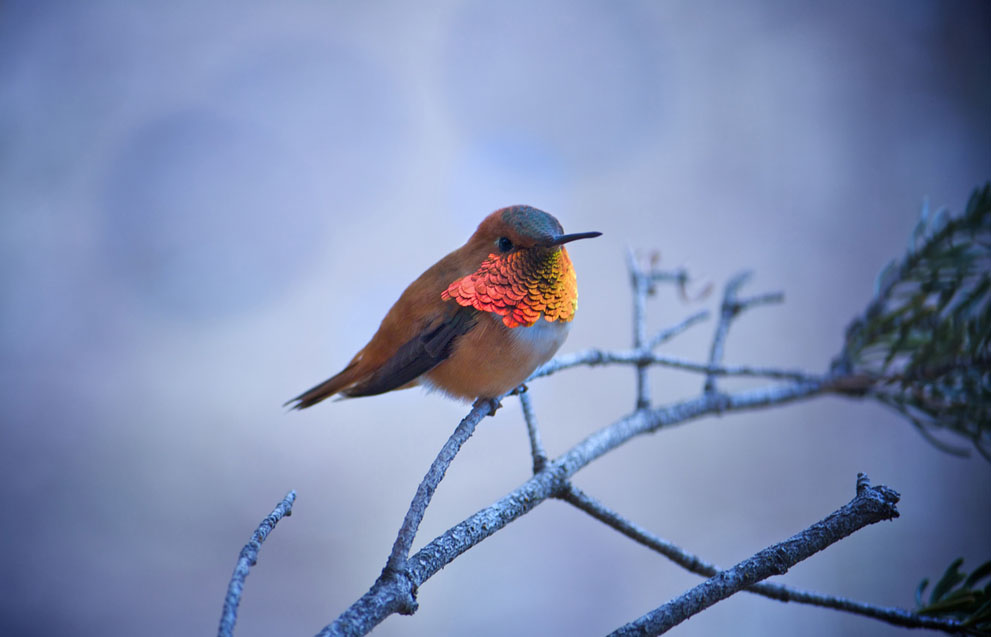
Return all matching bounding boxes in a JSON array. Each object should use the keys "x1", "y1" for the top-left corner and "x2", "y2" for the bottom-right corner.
[{"x1": 343, "y1": 307, "x2": 478, "y2": 397}]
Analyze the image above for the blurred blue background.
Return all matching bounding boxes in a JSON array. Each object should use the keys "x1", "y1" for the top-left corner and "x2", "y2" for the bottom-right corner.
[{"x1": 1, "y1": 2, "x2": 989, "y2": 636}]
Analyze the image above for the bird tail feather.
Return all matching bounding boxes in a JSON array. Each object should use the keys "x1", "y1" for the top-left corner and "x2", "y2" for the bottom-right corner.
[{"x1": 284, "y1": 362, "x2": 362, "y2": 410}]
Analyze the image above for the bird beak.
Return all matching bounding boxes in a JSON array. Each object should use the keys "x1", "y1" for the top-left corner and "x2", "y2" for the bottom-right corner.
[{"x1": 544, "y1": 231, "x2": 602, "y2": 247}]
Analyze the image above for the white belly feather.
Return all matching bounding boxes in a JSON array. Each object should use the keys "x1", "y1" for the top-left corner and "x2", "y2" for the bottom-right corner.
[{"x1": 507, "y1": 316, "x2": 571, "y2": 368}]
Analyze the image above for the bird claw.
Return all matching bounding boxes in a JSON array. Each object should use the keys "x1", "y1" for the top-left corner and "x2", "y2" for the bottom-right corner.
[
  {"x1": 474, "y1": 397, "x2": 501, "y2": 416},
  {"x1": 509, "y1": 383, "x2": 528, "y2": 396}
]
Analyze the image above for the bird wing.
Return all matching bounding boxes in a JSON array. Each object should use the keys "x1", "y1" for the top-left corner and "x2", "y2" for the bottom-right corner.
[
  {"x1": 286, "y1": 306, "x2": 478, "y2": 408},
  {"x1": 344, "y1": 306, "x2": 478, "y2": 397}
]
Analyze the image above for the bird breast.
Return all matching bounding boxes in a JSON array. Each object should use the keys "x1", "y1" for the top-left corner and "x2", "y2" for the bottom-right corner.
[
  {"x1": 422, "y1": 313, "x2": 571, "y2": 400},
  {"x1": 506, "y1": 313, "x2": 572, "y2": 363}
]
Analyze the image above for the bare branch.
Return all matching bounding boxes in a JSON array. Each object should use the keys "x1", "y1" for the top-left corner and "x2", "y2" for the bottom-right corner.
[
  {"x1": 320, "y1": 380, "x2": 828, "y2": 635},
  {"x1": 627, "y1": 252, "x2": 711, "y2": 409},
  {"x1": 704, "y1": 272, "x2": 784, "y2": 393},
  {"x1": 557, "y1": 380, "x2": 824, "y2": 473},
  {"x1": 323, "y1": 470, "x2": 562, "y2": 636},
  {"x1": 560, "y1": 483, "x2": 715, "y2": 574},
  {"x1": 320, "y1": 399, "x2": 499, "y2": 636},
  {"x1": 705, "y1": 271, "x2": 753, "y2": 389},
  {"x1": 414, "y1": 383, "x2": 827, "y2": 597},
  {"x1": 218, "y1": 490, "x2": 296, "y2": 637},
  {"x1": 319, "y1": 368, "x2": 974, "y2": 636},
  {"x1": 561, "y1": 484, "x2": 971, "y2": 634},
  {"x1": 739, "y1": 290, "x2": 785, "y2": 310},
  {"x1": 609, "y1": 475, "x2": 902, "y2": 636},
  {"x1": 312, "y1": 321, "x2": 830, "y2": 637},
  {"x1": 529, "y1": 348, "x2": 819, "y2": 384},
  {"x1": 385, "y1": 398, "x2": 498, "y2": 575},
  {"x1": 627, "y1": 248, "x2": 651, "y2": 410},
  {"x1": 647, "y1": 267, "x2": 689, "y2": 286},
  {"x1": 322, "y1": 575, "x2": 414, "y2": 637},
  {"x1": 517, "y1": 387, "x2": 548, "y2": 474},
  {"x1": 647, "y1": 309, "x2": 710, "y2": 349}
]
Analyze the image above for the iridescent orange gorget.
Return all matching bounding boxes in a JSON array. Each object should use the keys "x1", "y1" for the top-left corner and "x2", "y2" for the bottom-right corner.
[{"x1": 441, "y1": 247, "x2": 579, "y2": 328}]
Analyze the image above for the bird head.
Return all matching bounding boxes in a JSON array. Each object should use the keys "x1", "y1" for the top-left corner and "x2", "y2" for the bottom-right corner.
[{"x1": 443, "y1": 206, "x2": 601, "y2": 327}]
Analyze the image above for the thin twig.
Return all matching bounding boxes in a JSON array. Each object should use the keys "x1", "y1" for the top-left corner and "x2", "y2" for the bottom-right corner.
[
  {"x1": 704, "y1": 271, "x2": 751, "y2": 392},
  {"x1": 530, "y1": 348, "x2": 819, "y2": 384},
  {"x1": 647, "y1": 309, "x2": 710, "y2": 349},
  {"x1": 627, "y1": 248, "x2": 651, "y2": 410},
  {"x1": 609, "y1": 475, "x2": 902, "y2": 636},
  {"x1": 560, "y1": 483, "x2": 714, "y2": 572},
  {"x1": 704, "y1": 272, "x2": 783, "y2": 393},
  {"x1": 518, "y1": 388, "x2": 548, "y2": 474},
  {"x1": 647, "y1": 267, "x2": 689, "y2": 286},
  {"x1": 739, "y1": 291, "x2": 785, "y2": 310},
  {"x1": 218, "y1": 490, "x2": 296, "y2": 637},
  {"x1": 560, "y1": 484, "x2": 969, "y2": 634}
]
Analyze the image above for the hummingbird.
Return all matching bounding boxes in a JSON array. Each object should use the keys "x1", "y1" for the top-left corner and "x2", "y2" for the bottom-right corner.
[{"x1": 286, "y1": 205, "x2": 601, "y2": 408}]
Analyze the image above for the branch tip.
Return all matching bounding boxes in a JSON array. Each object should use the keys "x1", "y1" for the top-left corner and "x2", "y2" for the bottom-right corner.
[
  {"x1": 612, "y1": 475, "x2": 905, "y2": 636},
  {"x1": 856, "y1": 472, "x2": 871, "y2": 494},
  {"x1": 218, "y1": 490, "x2": 297, "y2": 637}
]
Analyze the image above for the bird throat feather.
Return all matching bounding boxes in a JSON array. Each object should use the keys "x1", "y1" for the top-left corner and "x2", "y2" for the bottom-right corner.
[{"x1": 441, "y1": 248, "x2": 578, "y2": 328}]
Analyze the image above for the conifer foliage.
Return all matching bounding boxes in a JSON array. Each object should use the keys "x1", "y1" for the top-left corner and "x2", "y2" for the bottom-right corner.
[{"x1": 836, "y1": 183, "x2": 991, "y2": 459}]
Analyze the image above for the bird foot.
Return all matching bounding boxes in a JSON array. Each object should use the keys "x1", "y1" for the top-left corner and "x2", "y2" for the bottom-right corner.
[{"x1": 474, "y1": 397, "x2": 501, "y2": 416}]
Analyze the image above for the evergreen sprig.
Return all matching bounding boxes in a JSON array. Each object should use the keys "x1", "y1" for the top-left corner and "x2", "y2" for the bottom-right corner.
[
  {"x1": 916, "y1": 558, "x2": 991, "y2": 634},
  {"x1": 836, "y1": 183, "x2": 991, "y2": 459}
]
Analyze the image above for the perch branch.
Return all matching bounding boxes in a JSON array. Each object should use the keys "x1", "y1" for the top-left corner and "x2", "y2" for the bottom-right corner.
[
  {"x1": 322, "y1": 379, "x2": 827, "y2": 635},
  {"x1": 218, "y1": 490, "x2": 296, "y2": 637},
  {"x1": 322, "y1": 399, "x2": 499, "y2": 636},
  {"x1": 609, "y1": 474, "x2": 902, "y2": 636},
  {"x1": 561, "y1": 484, "x2": 971, "y2": 634},
  {"x1": 401, "y1": 384, "x2": 829, "y2": 631},
  {"x1": 385, "y1": 398, "x2": 498, "y2": 577}
]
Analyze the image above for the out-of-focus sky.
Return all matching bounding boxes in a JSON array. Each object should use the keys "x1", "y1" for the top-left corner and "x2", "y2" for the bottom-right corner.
[{"x1": 1, "y1": 2, "x2": 989, "y2": 636}]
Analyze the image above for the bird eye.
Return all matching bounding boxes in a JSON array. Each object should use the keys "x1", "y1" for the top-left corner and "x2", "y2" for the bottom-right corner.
[{"x1": 497, "y1": 237, "x2": 514, "y2": 253}]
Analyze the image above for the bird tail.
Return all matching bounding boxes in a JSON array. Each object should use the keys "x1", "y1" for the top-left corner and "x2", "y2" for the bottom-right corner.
[{"x1": 284, "y1": 362, "x2": 362, "y2": 410}]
